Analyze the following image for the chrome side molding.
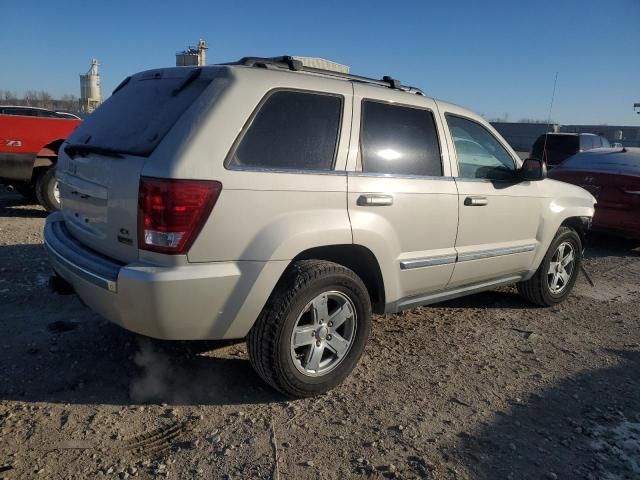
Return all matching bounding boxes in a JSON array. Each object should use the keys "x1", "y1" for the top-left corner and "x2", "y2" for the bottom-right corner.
[
  {"x1": 457, "y1": 244, "x2": 536, "y2": 262},
  {"x1": 399, "y1": 244, "x2": 537, "y2": 270},
  {"x1": 400, "y1": 254, "x2": 457, "y2": 270}
]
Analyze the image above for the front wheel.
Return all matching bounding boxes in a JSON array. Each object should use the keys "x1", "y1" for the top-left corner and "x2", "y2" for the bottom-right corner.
[
  {"x1": 247, "y1": 260, "x2": 371, "y2": 397},
  {"x1": 517, "y1": 226, "x2": 582, "y2": 306}
]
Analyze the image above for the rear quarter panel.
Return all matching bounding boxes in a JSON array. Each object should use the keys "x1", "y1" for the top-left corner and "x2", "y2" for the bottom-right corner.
[{"x1": 141, "y1": 67, "x2": 354, "y2": 263}]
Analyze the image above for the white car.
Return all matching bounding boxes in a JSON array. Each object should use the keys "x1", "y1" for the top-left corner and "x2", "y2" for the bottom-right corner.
[{"x1": 44, "y1": 56, "x2": 595, "y2": 397}]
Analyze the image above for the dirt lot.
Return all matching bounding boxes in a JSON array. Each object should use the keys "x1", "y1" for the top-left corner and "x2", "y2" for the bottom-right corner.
[{"x1": 1, "y1": 189, "x2": 639, "y2": 480}]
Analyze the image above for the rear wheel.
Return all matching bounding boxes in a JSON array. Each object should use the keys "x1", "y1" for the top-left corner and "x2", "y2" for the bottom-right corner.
[
  {"x1": 247, "y1": 260, "x2": 371, "y2": 397},
  {"x1": 517, "y1": 226, "x2": 582, "y2": 306},
  {"x1": 35, "y1": 167, "x2": 60, "y2": 212}
]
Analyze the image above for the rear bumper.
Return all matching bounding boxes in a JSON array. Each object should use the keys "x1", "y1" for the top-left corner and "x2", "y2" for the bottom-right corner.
[{"x1": 44, "y1": 212, "x2": 278, "y2": 340}]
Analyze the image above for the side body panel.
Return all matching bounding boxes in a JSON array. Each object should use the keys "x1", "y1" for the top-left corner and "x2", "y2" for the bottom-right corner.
[
  {"x1": 436, "y1": 101, "x2": 541, "y2": 286},
  {"x1": 436, "y1": 100, "x2": 595, "y2": 287},
  {"x1": 346, "y1": 85, "x2": 459, "y2": 305},
  {"x1": 139, "y1": 68, "x2": 355, "y2": 338}
]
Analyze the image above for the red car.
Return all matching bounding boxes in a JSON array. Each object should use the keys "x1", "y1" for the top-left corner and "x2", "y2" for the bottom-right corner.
[
  {"x1": 549, "y1": 147, "x2": 640, "y2": 239},
  {"x1": 0, "y1": 106, "x2": 82, "y2": 211}
]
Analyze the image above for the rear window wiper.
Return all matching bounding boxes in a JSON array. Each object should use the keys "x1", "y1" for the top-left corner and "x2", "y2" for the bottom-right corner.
[{"x1": 64, "y1": 143, "x2": 124, "y2": 159}]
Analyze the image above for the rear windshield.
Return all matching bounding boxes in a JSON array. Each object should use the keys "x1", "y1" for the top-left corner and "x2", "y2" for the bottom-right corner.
[{"x1": 67, "y1": 67, "x2": 222, "y2": 157}]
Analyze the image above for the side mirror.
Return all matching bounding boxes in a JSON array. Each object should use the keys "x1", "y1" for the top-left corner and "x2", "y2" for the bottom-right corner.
[{"x1": 519, "y1": 157, "x2": 547, "y2": 181}]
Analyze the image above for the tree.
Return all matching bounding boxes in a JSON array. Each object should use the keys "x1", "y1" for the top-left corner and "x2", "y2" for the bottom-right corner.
[{"x1": 0, "y1": 90, "x2": 80, "y2": 114}]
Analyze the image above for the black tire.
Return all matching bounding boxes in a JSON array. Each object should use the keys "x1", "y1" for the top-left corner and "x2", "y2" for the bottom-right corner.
[
  {"x1": 247, "y1": 260, "x2": 371, "y2": 398},
  {"x1": 517, "y1": 226, "x2": 582, "y2": 306},
  {"x1": 35, "y1": 167, "x2": 60, "y2": 212}
]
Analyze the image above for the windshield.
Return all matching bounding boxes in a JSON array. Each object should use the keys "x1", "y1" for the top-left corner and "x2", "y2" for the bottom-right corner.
[{"x1": 67, "y1": 67, "x2": 221, "y2": 157}]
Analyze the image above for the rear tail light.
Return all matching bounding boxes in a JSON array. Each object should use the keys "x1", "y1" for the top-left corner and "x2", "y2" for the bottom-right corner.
[{"x1": 138, "y1": 177, "x2": 222, "y2": 254}]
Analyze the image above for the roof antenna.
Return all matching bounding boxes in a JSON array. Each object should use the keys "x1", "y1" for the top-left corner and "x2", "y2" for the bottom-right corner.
[{"x1": 540, "y1": 72, "x2": 559, "y2": 163}]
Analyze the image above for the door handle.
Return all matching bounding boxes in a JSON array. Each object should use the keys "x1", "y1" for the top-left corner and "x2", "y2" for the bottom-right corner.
[
  {"x1": 464, "y1": 196, "x2": 488, "y2": 206},
  {"x1": 357, "y1": 194, "x2": 394, "y2": 206}
]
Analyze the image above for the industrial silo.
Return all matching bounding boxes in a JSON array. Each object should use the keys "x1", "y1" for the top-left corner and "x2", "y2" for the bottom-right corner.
[
  {"x1": 176, "y1": 39, "x2": 208, "y2": 66},
  {"x1": 79, "y1": 59, "x2": 102, "y2": 114}
]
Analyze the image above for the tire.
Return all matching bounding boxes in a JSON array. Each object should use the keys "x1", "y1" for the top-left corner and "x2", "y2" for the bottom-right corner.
[
  {"x1": 247, "y1": 260, "x2": 372, "y2": 398},
  {"x1": 517, "y1": 226, "x2": 582, "y2": 306},
  {"x1": 35, "y1": 167, "x2": 60, "y2": 212}
]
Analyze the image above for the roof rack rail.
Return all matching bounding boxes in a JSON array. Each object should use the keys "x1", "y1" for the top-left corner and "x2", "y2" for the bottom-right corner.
[{"x1": 220, "y1": 56, "x2": 424, "y2": 95}]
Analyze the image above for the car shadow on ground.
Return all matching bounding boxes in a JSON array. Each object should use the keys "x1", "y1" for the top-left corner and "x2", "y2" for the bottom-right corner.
[
  {"x1": 432, "y1": 288, "x2": 532, "y2": 310},
  {"x1": 447, "y1": 349, "x2": 640, "y2": 479},
  {"x1": 0, "y1": 241, "x2": 283, "y2": 407},
  {"x1": 0, "y1": 189, "x2": 47, "y2": 218},
  {"x1": 0, "y1": 315, "x2": 285, "y2": 407}
]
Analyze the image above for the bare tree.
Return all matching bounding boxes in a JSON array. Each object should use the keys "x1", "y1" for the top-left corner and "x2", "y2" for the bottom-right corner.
[
  {"x1": 518, "y1": 118, "x2": 557, "y2": 124},
  {"x1": 0, "y1": 90, "x2": 81, "y2": 115}
]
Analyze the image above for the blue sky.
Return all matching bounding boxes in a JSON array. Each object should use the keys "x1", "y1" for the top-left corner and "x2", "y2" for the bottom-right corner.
[{"x1": 1, "y1": 0, "x2": 638, "y2": 125}]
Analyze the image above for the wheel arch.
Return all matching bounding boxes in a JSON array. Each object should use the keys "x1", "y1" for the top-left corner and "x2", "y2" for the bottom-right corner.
[
  {"x1": 560, "y1": 216, "x2": 591, "y2": 248},
  {"x1": 40, "y1": 138, "x2": 65, "y2": 157},
  {"x1": 30, "y1": 138, "x2": 64, "y2": 180},
  {"x1": 290, "y1": 244, "x2": 386, "y2": 314}
]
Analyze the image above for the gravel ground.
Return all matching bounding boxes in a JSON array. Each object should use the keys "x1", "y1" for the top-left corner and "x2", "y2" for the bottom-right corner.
[{"x1": 1, "y1": 188, "x2": 639, "y2": 480}]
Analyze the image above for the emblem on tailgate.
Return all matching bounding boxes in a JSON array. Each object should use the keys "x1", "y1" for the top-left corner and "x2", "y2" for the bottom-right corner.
[
  {"x1": 4, "y1": 140, "x2": 22, "y2": 147},
  {"x1": 118, "y1": 228, "x2": 133, "y2": 246}
]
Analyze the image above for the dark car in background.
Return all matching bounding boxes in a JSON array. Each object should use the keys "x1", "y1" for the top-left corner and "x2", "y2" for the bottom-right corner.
[
  {"x1": 531, "y1": 132, "x2": 610, "y2": 168},
  {"x1": 549, "y1": 147, "x2": 640, "y2": 239}
]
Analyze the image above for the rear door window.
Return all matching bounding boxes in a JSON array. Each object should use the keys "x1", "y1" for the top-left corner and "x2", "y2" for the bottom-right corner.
[
  {"x1": 359, "y1": 100, "x2": 442, "y2": 176},
  {"x1": 227, "y1": 90, "x2": 343, "y2": 171},
  {"x1": 67, "y1": 68, "x2": 220, "y2": 157}
]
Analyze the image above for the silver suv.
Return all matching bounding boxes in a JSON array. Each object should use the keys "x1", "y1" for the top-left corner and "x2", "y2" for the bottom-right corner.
[{"x1": 45, "y1": 56, "x2": 595, "y2": 397}]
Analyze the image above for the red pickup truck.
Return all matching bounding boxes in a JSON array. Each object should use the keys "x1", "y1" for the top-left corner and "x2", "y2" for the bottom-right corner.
[{"x1": 0, "y1": 106, "x2": 82, "y2": 211}]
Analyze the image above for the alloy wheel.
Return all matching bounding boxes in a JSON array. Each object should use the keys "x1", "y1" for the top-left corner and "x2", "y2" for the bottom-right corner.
[
  {"x1": 290, "y1": 291, "x2": 357, "y2": 377},
  {"x1": 547, "y1": 241, "x2": 576, "y2": 294}
]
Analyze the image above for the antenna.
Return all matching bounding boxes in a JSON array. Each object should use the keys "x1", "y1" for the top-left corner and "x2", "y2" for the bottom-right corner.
[{"x1": 540, "y1": 72, "x2": 559, "y2": 164}]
